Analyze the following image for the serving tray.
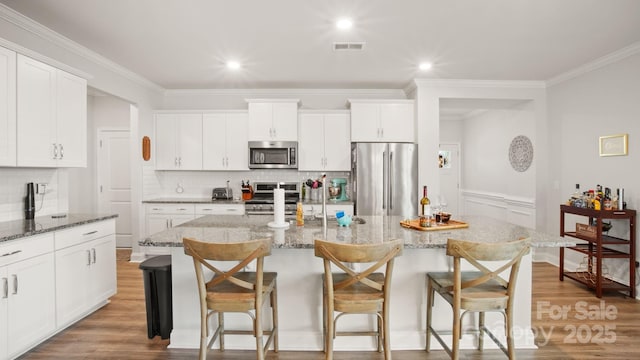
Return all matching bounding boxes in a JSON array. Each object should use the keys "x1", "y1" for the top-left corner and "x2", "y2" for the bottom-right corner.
[{"x1": 399, "y1": 218, "x2": 469, "y2": 231}]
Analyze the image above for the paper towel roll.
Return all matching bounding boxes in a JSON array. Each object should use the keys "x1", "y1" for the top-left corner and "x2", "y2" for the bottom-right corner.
[{"x1": 273, "y1": 188, "x2": 285, "y2": 225}]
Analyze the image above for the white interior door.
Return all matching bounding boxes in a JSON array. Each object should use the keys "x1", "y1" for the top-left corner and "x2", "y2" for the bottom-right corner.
[
  {"x1": 98, "y1": 129, "x2": 132, "y2": 248},
  {"x1": 439, "y1": 143, "x2": 460, "y2": 217}
]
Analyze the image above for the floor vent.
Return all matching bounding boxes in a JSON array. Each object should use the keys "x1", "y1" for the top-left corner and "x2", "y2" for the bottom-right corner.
[{"x1": 333, "y1": 42, "x2": 365, "y2": 51}]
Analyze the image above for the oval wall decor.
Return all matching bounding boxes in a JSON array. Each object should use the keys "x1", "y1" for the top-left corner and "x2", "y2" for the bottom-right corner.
[{"x1": 508, "y1": 135, "x2": 533, "y2": 172}]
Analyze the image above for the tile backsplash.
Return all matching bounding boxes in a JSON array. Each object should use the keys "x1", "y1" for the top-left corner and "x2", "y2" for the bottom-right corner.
[
  {"x1": 0, "y1": 168, "x2": 65, "y2": 221},
  {"x1": 142, "y1": 165, "x2": 350, "y2": 200}
]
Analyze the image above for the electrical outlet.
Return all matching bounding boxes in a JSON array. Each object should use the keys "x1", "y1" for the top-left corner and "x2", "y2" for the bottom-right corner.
[{"x1": 36, "y1": 183, "x2": 47, "y2": 194}]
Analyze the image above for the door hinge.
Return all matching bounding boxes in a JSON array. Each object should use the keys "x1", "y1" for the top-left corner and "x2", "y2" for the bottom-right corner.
[
  {"x1": 100, "y1": 185, "x2": 103, "y2": 193},
  {"x1": 99, "y1": 140, "x2": 103, "y2": 148}
]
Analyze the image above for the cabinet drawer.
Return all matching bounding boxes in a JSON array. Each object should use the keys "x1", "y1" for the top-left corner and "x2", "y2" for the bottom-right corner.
[
  {"x1": 195, "y1": 204, "x2": 245, "y2": 215},
  {"x1": 0, "y1": 233, "x2": 54, "y2": 267},
  {"x1": 146, "y1": 204, "x2": 195, "y2": 214},
  {"x1": 54, "y1": 219, "x2": 115, "y2": 250}
]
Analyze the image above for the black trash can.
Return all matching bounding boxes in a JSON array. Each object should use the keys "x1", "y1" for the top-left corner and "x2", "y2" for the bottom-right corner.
[{"x1": 139, "y1": 255, "x2": 173, "y2": 339}]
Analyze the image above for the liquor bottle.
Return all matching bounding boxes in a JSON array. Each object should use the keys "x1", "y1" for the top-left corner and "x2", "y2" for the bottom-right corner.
[
  {"x1": 420, "y1": 186, "x2": 431, "y2": 217},
  {"x1": 296, "y1": 191, "x2": 304, "y2": 226}
]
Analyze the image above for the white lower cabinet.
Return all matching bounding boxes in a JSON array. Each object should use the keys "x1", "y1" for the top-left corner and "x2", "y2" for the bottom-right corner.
[
  {"x1": 55, "y1": 231, "x2": 116, "y2": 329},
  {"x1": 0, "y1": 233, "x2": 55, "y2": 360},
  {"x1": 195, "y1": 203, "x2": 245, "y2": 216},
  {"x1": 303, "y1": 204, "x2": 354, "y2": 218},
  {"x1": 0, "y1": 219, "x2": 116, "y2": 360}
]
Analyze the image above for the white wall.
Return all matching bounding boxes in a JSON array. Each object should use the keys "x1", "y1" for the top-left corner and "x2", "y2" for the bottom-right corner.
[
  {"x1": 161, "y1": 89, "x2": 407, "y2": 110},
  {"x1": 68, "y1": 95, "x2": 131, "y2": 214},
  {"x1": 461, "y1": 103, "x2": 535, "y2": 198},
  {"x1": 539, "y1": 52, "x2": 640, "y2": 287}
]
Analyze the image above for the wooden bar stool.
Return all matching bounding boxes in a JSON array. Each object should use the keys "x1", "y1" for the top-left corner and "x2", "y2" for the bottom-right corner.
[
  {"x1": 315, "y1": 239, "x2": 403, "y2": 360},
  {"x1": 183, "y1": 237, "x2": 278, "y2": 360},
  {"x1": 426, "y1": 238, "x2": 530, "y2": 360}
]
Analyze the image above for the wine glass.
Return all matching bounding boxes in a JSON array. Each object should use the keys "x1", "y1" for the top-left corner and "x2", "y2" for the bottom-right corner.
[
  {"x1": 439, "y1": 195, "x2": 448, "y2": 216},
  {"x1": 432, "y1": 199, "x2": 442, "y2": 225}
]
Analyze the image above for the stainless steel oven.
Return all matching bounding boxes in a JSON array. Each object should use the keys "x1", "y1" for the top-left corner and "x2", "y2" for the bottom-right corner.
[
  {"x1": 248, "y1": 141, "x2": 297, "y2": 169},
  {"x1": 244, "y1": 182, "x2": 300, "y2": 215}
]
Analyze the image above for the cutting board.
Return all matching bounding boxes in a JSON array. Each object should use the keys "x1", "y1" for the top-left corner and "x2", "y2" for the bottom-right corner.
[{"x1": 400, "y1": 218, "x2": 469, "y2": 231}]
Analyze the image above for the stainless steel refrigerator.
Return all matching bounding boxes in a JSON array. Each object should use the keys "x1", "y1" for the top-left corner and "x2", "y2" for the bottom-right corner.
[{"x1": 351, "y1": 142, "x2": 418, "y2": 217}]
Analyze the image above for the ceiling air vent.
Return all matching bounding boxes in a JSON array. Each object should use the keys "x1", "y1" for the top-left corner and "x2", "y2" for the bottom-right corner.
[{"x1": 333, "y1": 42, "x2": 365, "y2": 51}]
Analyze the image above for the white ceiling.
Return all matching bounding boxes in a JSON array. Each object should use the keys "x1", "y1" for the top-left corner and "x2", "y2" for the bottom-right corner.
[{"x1": 1, "y1": 0, "x2": 640, "y2": 90}]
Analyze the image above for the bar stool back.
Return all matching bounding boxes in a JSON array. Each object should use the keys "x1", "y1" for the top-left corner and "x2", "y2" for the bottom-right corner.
[
  {"x1": 183, "y1": 237, "x2": 278, "y2": 360},
  {"x1": 426, "y1": 238, "x2": 530, "y2": 360},
  {"x1": 315, "y1": 239, "x2": 403, "y2": 360}
]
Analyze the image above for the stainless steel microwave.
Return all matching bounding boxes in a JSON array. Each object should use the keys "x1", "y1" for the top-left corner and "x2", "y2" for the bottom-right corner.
[{"x1": 248, "y1": 141, "x2": 298, "y2": 169}]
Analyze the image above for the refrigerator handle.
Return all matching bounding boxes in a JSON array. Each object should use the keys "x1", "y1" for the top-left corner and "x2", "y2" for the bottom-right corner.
[
  {"x1": 389, "y1": 151, "x2": 393, "y2": 210},
  {"x1": 382, "y1": 150, "x2": 387, "y2": 210}
]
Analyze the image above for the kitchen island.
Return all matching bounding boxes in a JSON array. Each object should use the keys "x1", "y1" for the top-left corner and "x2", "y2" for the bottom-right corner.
[{"x1": 141, "y1": 214, "x2": 572, "y2": 352}]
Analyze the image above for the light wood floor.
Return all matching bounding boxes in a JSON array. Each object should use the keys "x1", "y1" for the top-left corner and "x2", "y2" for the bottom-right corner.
[{"x1": 19, "y1": 249, "x2": 640, "y2": 359}]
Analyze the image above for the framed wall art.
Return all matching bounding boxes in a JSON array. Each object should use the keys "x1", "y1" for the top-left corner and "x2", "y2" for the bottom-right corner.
[{"x1": 599, "y1": 134, "x2": 628, "y2": 157}]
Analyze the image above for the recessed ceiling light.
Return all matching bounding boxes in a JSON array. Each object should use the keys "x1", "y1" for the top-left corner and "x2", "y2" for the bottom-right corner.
[
  {"x1": 336, "y1": 18, "x2": 353, "y2": 30},
  {"x1": 226, "y1": 61, "x2": 241, "y2": 70},
  {"x1": 419, "y1": 62, "x2": 433, "y2": 71}
]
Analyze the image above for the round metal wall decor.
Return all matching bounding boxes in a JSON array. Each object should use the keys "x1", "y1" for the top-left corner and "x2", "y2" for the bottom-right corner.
[{"x1": 508, "y1": 135, "x2": 533, "y2": 172}]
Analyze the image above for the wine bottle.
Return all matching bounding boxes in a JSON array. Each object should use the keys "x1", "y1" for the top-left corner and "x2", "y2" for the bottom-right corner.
[{"x1": 420, "y1": 186, "x2": 431, "y2": 217}]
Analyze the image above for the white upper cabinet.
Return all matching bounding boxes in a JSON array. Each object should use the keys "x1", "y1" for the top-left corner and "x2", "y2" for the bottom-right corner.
[
  {"x1": 349, "y1": 100, "x2": 415, "y2": 143},
  {"x1": 56, "y1": 70, "x2": 87, "y2": 167},
  {"x1": 202, "y1": 112, "x2": 249, "y2": 170},
  {"x1": 0, "y1": 46, "x2": 16, "y2": 167},
  {"x1": 247, "y1": 99, "x2": 299, "y2": 141},
  {"x1": 16, "y1": 54, "x2": 87, "y2": 167},
  {"x1": 155, "y1": 113, "x2": 203, "y2": 170},
  {"x1": 298, "y1": 111, "x2": 351, "y2": 171}
]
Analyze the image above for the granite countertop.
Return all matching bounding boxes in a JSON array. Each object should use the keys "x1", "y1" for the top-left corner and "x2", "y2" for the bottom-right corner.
[
  {"x1": 141, "y1": 214, "x2": 574, "y2": 249},
  {"x1": 0, "y1": 213, "x2": 118, "y2": 243}
]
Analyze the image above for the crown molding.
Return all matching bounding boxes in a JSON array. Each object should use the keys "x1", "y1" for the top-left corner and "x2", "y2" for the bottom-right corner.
[
  {"x1": 546, "y1": 41, "x2": 640, "y2": 87},
  {"x1": 0, "y1": 3, "x2": 164, "y2": 94},
  {"x1": 0, "y1": 36, "x2": 92, "y2": 80},
  {"x1": 413, "y1": 78, "x2": 546, "y2": 89},
  {"x1": 164, "y1": 88, "x2": 406, "y2": 97}
]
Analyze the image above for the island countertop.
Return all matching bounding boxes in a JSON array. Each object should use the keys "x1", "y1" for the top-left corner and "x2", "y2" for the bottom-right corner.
[{"x1": 141, "y1": 214, "x2": 573, "y2": 249}]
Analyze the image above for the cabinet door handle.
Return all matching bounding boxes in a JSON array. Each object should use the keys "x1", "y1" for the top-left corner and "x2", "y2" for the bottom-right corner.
[
  {"x1": 175, "y1": 157, "x2": 179, "y2": 167},
  {"x1": 170, "y1": 219, "x2": 173, "y2": 227},
  {"x1": 152, "y1": 208, "x2": 161, "y2": 211},
  {"x1": 86, "y1": 249, "x2": 92, "y2": 266},
  {"x1": 1, "y1": 250, "x2": 22, "y2": 257},
  {"x1": 92, "y1": 248, "x2": 96, "y2": 264},
  {"x1": 166, "y1": 219, "x2": 169, "y2": 228},
  {"x1": 11, "y1": 274, "x2": 17, "y2": 295},
  {"x1": 226, "y1": 209, "x2": 238, "y2": 212},
  {"x1": 178, "y1": 157, "x2": 182, "y2": 166},
  {"x1": 53, "y1": 143, "x2": 58, "y2": 159},
  {"x1": 2, "y1": 278, "x2": 7, "y2": 299},
  {"x1": 83, "y1": 230, "x2": 98, "y2": 236},
  {"x1": 60, "y1": 143, "x2": 64, "y2": 159}
]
